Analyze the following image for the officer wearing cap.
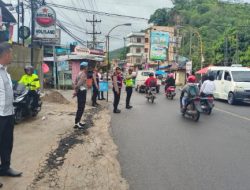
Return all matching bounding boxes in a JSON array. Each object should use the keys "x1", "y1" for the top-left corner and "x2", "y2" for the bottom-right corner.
[{"x1": 73, "y1": 61, "x2": 88, "y2": 129}]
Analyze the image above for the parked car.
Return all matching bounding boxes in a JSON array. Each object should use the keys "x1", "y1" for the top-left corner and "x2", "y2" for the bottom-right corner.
[{"x1": 135, "y1": 70, "x2": 161, "y2": 93}]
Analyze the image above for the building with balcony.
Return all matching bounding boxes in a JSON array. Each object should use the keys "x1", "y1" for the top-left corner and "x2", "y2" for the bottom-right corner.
[{"x1": 126, "y1": 32, "x2": 145, "y2": 68}]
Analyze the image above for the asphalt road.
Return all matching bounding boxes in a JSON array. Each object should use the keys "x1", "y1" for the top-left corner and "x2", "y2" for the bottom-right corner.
[{"x1": 111, "y1": 87, "x2": 250, "y2": 190}]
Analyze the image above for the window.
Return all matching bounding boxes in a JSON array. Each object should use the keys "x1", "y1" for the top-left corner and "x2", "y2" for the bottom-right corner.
[
  {"x1": 145, "y1": 48, "x2": 148, "y2": 53},
  {"x1": 136, "y1": 58, "x2": 141, "y2": 63},
  {"x1": 137, "y1": 38, "x2": 142, "y2": 43},
  {"x1": 231, "y1": 71, "x2": 250, "y2": 82},
  {"x1": 136, "y1": 48, "x2": 141, "y2": 53},
  {"x1": 142, "y1": 72, "x2": 151, "y2": 76},
  {"x1": 216, "y1": 70, "x2": 223, "y2": 80},
  {"x1": 145, "y1": 38, "x2": 149, "y2": 43},
  {"x1": 224, "y1": 71, "x2": 231, "y2": 81}
]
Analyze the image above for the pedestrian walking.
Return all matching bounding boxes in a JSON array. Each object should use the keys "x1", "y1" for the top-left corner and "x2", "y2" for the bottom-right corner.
[
  {"x1": 0, "y1": 43, "x2": 22, "y2": 186},
  {"x1": 112, "y1": 67, "x2": 122, "y2": 113},
  {"x1": 73, "y1": 61, "x2": 88, "y2": 129},
  {"x1": 92, "y1": 67, "x2": 99, "y2": 107},
  {"x1": 125, "y1": 68, "x2": 134, "y2": 109}
]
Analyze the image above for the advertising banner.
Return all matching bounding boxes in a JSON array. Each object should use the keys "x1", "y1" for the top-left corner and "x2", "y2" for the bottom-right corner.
[
  {"x1": 150, "y1": 31, "x2": 169, "y2": 61},
  {"x1": 35, "y1": 6, "x2": 56, "y2": 39},
  {"x1": 186, "y1": 61, "x2": 192, "y2": 74}
]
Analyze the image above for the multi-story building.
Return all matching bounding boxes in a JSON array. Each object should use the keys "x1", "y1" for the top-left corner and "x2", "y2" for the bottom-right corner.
[
  {"x1": 144, "y1": 26, "x2": 175, "y2": 68},
  {"x1": 126, "y1": 32, "x2": 145, "y2": 68}
]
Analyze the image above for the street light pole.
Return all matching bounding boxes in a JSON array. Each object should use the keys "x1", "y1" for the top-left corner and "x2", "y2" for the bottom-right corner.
[
  {"x1": 106, "y1": 23, "x2": 132, "y2": 102},
  {"x1": 194, "y1": 31, "x2": 204, "y2": 70}
]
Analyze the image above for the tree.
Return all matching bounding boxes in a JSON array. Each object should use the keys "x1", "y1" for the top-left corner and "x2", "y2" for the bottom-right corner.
[{"x1": 148, "y1": 0, "x2": 250, "y2": 69}]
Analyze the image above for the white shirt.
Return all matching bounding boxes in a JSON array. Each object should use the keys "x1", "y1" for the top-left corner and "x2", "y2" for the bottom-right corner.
[
  {"x1": 0, "y1": 64, "x2": 14, "y2": 116},
  {"x1": 200, "y1": 80, "x2": 216, "y2": 95}
]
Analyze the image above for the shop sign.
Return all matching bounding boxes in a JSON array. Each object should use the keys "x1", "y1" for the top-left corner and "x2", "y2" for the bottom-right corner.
[{"x1": 35, "y1": 6, "x2": 56, "y2": 39}]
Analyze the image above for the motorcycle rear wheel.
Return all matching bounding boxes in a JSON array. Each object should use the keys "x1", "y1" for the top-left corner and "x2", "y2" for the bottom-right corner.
[
  {"x1": 207, "y1": 108, "x2": 212, "y2": 115},
  {"x1": 151, "y1": 97, "x2": 155, "y2": 103},
  {"x1": 192, "y1": 111, "x2": 200, "y2": 122}
]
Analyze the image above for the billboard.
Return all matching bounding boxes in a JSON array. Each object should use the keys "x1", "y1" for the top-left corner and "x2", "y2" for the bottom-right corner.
[{"x1": 150, "y1": 31, "x2": 169, "y2": 61}]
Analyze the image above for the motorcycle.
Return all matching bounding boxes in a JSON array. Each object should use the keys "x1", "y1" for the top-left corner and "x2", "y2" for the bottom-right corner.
[
  {"x1": 200, "y1": 94, "x2": 214, "y2": 115},
  {"x1": 13, "y1": 80, "x2": 42, "y2": 124},
  {"x1": 146, "y1": 87, "x2": 157, "y2": 103},
  {"x1": 180, "y1": 96, "x2": 202, "y2": 122},
  {"x1": 165, "y1": 86, "x2": 176, "y2": 100}
]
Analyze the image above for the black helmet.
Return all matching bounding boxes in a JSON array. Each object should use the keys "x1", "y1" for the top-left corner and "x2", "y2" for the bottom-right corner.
[
  {"x1": 149, "y1": 73, "x2": 154, "y2": 77},
  {"x1": 208, "y1": 74, "x2": 215, "y2": 81}
]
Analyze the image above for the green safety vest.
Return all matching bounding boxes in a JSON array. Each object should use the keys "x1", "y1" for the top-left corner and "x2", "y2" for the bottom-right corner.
[{"x1": 125, "y1": 76, "x2": 133, "y2": 87}]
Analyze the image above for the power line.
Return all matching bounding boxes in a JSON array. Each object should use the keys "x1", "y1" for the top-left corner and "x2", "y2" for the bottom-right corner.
[
  {"x1": 86, "y1": 14, "x2": 101, "y2": 49},
  {"x1": 46, "y1": 2, "x2": 149, "y2": 21},
  {"x1": 56, "y1": 20, "x2": 87, "y2": 46}
]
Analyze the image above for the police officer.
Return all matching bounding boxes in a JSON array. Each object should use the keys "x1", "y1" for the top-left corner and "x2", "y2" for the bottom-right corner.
[
  {"x1": 73, "y1": 62, "x2": 88, "y2": 129},
  {"x1": 125, "y1": 68, "x2": 134, "y2": 109},
  {"x1": 112, "y1": 67, "x2": 122, "y2": 113},
  {"x1": 19, "y1": 65, "x2": 40, "y2": 110}
]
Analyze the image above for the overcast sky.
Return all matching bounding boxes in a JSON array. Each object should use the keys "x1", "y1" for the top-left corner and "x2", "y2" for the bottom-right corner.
[
  {"x1": 4, "y1": 0, "x2": 173, "y2": 50},
  {"x1": 4, "y1": 0, "x2": 250, "y2": 50}
]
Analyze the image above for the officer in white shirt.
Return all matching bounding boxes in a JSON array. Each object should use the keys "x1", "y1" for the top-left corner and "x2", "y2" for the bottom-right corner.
[
  {"x1": 0, "y1": 43, "x2": 22, "y2": 184},
  {"x1": 200, "y1": 74, "x2": 216, "y2": 96}
]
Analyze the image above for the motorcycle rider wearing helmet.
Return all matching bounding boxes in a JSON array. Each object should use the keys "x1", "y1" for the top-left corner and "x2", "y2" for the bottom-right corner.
[
  {"x1": 165, "y1": 73, "x2": 175, "y2": 91},
  {"x1": 19, "y1": 65, "x2": 40, "y2": 110},
  {"x1": 180, "y1": 75, "x2": 199, "y2": 111},
  {"x1": 145, "y1": 73, "x2": 157, "y2": 95}
]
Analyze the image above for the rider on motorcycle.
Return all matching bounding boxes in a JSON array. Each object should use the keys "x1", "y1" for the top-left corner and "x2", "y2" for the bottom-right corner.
[
  {"x1": 180, "y1": 75, "x2": 199, "y2": 111},
  {"x1": 19, "y1": 65, "x2": 40, "y2": 110},
  {"x1": 165, "y1": 73, "x2": 175, "y2": 91},
  {"x1": 145, "y1": 73, "x2": 157, "y2": 96},
  {"x1": 200, "y1": 74, "x2": 216, "y2": 97}
]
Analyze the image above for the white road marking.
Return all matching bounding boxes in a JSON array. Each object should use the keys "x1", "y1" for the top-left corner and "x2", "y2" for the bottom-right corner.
[{"x1": 215, "y1": 107, "x2": 250, "y2": 121}]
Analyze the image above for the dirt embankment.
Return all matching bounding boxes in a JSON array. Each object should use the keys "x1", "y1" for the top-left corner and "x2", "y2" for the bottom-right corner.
[{"x1": 1, "y1": 90, "x2": 128, "y2": 190}]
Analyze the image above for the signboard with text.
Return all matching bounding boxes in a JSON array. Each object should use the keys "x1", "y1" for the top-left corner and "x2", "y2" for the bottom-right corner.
[
  {"x1": 150, "y1": 31, "x2": 169, "y2": 61},
  {"x1": 34, "y1": 6, "x2": 56, "y2": 39}
]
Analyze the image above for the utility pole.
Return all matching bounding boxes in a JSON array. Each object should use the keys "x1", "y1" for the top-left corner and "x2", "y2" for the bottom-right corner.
[
  {"x1": 236, "y1": 32, "x2": 239, "y2": 65},
  {"x1": 17, "y1": 0, "x2": 20, "y2": 44},
  {"x1": 30, "y1": 0, "x2": 36, "y2": 66},
  {"x1": 189, "y1": 31, "x2": 192, "y2": 60},
  {"x1": 224, "y1": 36, "x2": 228, "y2": 66},
  {"x1": 86, "y1": 15, "x2": 101, "y2": 49},
  {"x1": 21, "y1": 1, "x2": 24, "y2": 46},
  {"x1": 123, "y1": 37, "x2": 126, "y2": 60}
]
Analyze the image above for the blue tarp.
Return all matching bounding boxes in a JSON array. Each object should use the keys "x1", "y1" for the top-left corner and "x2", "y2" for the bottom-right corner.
[
  {"x1": 99, "y1": 81, "x2": 109, "y2": 92},
  {"x1": 155, "y1": 70, "x2": 166, "y2": 76}
]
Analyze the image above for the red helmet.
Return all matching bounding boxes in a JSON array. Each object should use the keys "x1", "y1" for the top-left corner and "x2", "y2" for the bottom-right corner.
[
  {"x1": 168, "y1": 73, "x2": 174, "y2": 78},
  {"x1": 187, "y1": 75, "x2": 196, "y2": 83}
]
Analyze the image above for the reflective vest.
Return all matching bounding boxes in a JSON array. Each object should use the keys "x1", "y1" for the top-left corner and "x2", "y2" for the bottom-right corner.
[
  {"x1": 125, "y1": 77, "x2": 133, "y2": 87},
  {"x1": 19, "y1": 74, "x2": 40, "y2": 90}
]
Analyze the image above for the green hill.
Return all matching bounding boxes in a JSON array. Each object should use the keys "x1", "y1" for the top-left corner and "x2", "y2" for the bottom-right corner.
[
  {"x1": 109, "y1": 47, "x2": 124, "y2": 60},
  {"x1": 149, "y1": 0, "x2": 250, "y2": 70}
]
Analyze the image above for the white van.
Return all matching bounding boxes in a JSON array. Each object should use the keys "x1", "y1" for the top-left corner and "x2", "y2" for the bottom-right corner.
[
  {"x1": 135, "y1": 70, "x2": 161, "y2": 93},
  {"x1": 207, "y1": 65, "x2": 250, "y2": 104}
]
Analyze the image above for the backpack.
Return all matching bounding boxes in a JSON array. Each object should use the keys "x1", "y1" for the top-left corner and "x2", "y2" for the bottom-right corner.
[
  {"x1": 187, "y1": 85, "x2": 198, "y2": 98},
  {"x1": 149, "y1": 78, "x2": 157, "y2": 87}
]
